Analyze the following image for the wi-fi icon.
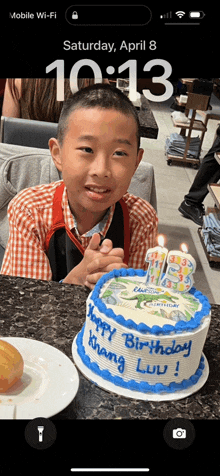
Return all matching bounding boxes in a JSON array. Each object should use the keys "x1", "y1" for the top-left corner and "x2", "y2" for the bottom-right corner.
[{"x1": 175, "y1": 11, "x2": 185, "y2": 18}]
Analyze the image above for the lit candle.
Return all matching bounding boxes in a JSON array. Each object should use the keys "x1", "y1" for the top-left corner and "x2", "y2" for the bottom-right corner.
[
  {"x1": 145, "y1": 235, "x2": 168, "y2": 286},
  {"x1": 160, "y1": 243, "x2": 196, "y2": 293}
]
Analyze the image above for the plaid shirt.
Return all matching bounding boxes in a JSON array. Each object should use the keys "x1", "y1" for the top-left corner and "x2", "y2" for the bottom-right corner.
[{"x1": 1, "y1": 180, "x2": 158, "y2": 281}]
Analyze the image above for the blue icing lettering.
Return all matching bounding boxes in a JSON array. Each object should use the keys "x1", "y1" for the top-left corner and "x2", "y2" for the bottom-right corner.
[
  {"x1": 76, "y1": 327, "x2": 205, "y2": 394},
  {"x1": 136, "y1": 358, "x2": 168, "y2": 375},
  {"x1": 88, "y1": 330, "x2": 125, "y2": 373},
  {"x1": 118, "y1": 356, "x2": 125, "y2": 374},
  {"x1": 157, "y1": 365, "x2": 168, "y2": 375},
  {"x1": 88, "y1": 303, "x2": 95, "y2": 316},
  {"x1": 122, "y1": 333, "x2": 135, "y2": 349},
  {"x1": 148, "y1": 339, "x2": 192, "y2": 358},
  {"x1": 122, "y1": 333, "x2": 192, "y2": 357},
  {"x1": 88, "y1": 303, "x2": 116, "y2": 341},
  {"x1": 183, "y1": 340, "x2": 192, "y2": 357}
]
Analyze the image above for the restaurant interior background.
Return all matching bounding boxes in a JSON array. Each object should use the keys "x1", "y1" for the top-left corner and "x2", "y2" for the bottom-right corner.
[
  {"x1": 0, "y1": 77, "x2": 219, "y2": 304},
  {"x1": 135, "y1": 77, "x2": 220, "y2": 305}
]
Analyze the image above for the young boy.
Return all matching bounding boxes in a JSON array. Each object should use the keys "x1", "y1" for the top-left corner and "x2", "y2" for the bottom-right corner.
[{"x1": 1, "y1": 83, "x2": 158, "y2": 289}]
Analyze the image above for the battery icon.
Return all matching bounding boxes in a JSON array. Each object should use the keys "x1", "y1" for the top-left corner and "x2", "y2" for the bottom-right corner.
[{"x1": 189, "y1": 11, "x2": 205, "y2": 18}]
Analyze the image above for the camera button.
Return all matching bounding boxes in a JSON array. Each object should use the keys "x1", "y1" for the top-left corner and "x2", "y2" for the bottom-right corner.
[{"x1": 163, "y1": 418, "x2": 195, "y2": 450}]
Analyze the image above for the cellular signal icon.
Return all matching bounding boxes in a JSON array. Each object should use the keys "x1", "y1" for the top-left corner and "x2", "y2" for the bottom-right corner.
[
  {"x1": 175, "y1": 11, "x2": 185, "y2": 18},
  {"x1": 160, "y1": 11, "x2": 172, "y2": 19}
]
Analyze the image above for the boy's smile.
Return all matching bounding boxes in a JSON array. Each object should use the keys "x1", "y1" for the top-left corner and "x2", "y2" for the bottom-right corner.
[{"x1": 50, "y1": 107, "x2": 143, "y2": 234}]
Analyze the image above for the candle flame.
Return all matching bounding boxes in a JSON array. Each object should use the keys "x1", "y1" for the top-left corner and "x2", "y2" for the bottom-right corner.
[
  {"x1": 180, "y1": 243, "x2": 188, "y2": 253},
  {"x1": 157, "y1": 234, "x2": 165, "y2": 247}
]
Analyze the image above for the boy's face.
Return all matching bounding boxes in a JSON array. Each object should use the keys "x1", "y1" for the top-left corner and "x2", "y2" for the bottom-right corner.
[{"x1": 50, "y1": 107, "x2": 143, "y2": 228}]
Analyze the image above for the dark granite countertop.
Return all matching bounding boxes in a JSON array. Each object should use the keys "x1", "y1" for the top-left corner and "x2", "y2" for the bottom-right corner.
[{"x1": 0, "y1": 274, "x2": 219, "y2": 420}]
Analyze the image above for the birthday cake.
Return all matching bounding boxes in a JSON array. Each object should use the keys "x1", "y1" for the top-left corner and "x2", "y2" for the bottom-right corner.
[{"x1": 73, "y1": 268, "x2": 211, "y2": 400}]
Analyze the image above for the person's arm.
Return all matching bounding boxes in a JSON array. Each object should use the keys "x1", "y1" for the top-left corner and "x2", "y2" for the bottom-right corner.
[{"x1": 2, "y1": 79, "x2": 21, "y2": 118}]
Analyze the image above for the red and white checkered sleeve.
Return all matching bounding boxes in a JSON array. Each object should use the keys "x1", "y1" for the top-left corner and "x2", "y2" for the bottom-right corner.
[
  {"x1": 124, "y1": 194, "x2": 158, "y2": 270},
  {"x1": 0, "y1": 191, "x2": 52, "y2": 280}
]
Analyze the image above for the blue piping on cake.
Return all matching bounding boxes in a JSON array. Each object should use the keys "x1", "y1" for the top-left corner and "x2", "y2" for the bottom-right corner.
[{"x1": 76, "y1": 326, "x2": 205, "y2": 394}]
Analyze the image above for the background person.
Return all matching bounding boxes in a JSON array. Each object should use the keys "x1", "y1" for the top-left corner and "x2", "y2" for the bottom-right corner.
[
  {"x1": 2, "y1": 78, "x2": 109, "y2": 122},
  {"x1": 179, "y1": 124, "x2": 220, "y2": 226}
]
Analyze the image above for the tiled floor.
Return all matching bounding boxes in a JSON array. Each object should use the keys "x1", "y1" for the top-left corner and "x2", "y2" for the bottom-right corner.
[{"x1": 140, "y1": 93, "x2": 220, "y2": 304}]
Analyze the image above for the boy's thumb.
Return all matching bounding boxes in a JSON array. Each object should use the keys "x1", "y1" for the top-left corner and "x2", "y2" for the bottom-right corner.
[{"x1": 87, "y1": 233, "x2": 101, "y2": 251}]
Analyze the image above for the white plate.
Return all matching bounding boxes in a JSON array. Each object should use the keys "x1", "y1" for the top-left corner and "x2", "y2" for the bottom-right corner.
[
  {"x1": 72, "y1": 335, "x2": 209, "y2": 402},
  {"x1": 0, "y1": 337, "x2": 79, "y2": 419}
]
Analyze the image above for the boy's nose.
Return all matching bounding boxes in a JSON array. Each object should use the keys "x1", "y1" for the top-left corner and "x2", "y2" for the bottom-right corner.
[{"x1": 90, "y1": 154, "x2": 111, "y2": 178}]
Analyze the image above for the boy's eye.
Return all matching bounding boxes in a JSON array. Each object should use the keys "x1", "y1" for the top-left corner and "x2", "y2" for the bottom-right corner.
[
  {"x1": 80, "y1": 147, "x2": 93, "y2": 153},
  {"x1": 78, "y1": 148, "x2": 127, "y2": 156},
  {"x1": 114, "y1": 150, "x2": 128, "y2": 157}
]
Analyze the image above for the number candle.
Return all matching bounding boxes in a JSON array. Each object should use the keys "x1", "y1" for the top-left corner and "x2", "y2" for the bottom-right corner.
[
  {"x1": 160, "y1": 243, "x2": 196, "y2": 293},
  {"x1": 145, "y1": 235, "x2": 168, "y2": 286}
]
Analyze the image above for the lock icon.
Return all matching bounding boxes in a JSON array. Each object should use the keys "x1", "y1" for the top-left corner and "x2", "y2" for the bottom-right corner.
[{"x1": 72, "y1": 11, "x2": 78, "y2": 20}]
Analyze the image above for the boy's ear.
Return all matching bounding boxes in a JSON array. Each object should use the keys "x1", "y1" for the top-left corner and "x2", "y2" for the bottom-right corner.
[
  {"x1": 134, "y1": 148, "x2": 144, "y2": 172},
  {"x1": 49, "y1": 137, "x2": 62, "y2": 172}
]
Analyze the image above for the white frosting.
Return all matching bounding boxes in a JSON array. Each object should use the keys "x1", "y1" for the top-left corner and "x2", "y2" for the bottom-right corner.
[
  {"x1": 83, "y1": 296, "x2": 210, "y2": 387},
  {"x1": 77, "y1": 270, "x2": 211, "y2": 394}
]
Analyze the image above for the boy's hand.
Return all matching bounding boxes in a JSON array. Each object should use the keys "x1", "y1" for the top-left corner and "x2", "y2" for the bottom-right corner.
[
  {"x1": 62, "y1": 233, "x2": 127, "y2": 289},
  {"x1": 85, "y1": 238, "x2": 127, "y2": 289}
]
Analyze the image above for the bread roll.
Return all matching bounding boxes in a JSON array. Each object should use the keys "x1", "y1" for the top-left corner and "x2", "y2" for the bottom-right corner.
[{"x1": 0, "y1": 340, "x2": 24, "y2": 392}]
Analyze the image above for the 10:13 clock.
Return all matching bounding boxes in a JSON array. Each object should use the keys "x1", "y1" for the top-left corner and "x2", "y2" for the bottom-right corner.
[{"x1": 46, "y1": 59, "x2": 173, "y2": 102}]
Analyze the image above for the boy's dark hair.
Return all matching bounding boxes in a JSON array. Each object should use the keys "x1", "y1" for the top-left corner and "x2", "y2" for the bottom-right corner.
[{"x1": 57, "y1": 83, "x2": 141, "y2": 150}]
